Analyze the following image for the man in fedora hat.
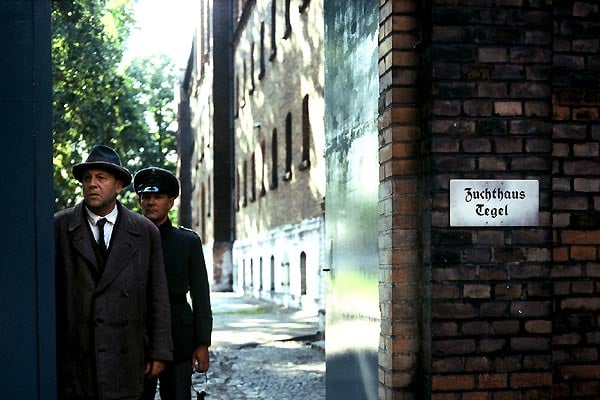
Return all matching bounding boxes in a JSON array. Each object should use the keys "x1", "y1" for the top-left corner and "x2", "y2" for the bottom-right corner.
[
  {"x1": 54, "y1": 145, "x2": 173, "y2": 400},
  {"x1": 134, "y1": 167, "x2": 212, "y2": 400}
]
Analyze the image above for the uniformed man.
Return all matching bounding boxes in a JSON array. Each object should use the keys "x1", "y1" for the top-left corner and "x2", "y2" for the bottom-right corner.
[{"x1": 135, "y1": 167, "x2": 213, "y2": 400}]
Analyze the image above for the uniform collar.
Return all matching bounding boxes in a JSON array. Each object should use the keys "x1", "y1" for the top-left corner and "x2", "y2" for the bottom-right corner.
[{"x1": 158, "y1": 217, "x2": 173, "y2": 234}]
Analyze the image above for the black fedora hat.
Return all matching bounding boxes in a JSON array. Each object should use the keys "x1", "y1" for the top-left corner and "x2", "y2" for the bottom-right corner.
[
  {"x1": 72, "y1": 145, "x2": 132, "y2": 186},
  {"x1": 134, "y1": 167, "x2": 180, "y2": 198}
]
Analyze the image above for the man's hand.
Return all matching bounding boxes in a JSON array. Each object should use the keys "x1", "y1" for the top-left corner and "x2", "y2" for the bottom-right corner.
[
  {"x1": 145, "y1": 360, "x2": 166, "y2": 377},
  {"x1": 192, "y1": 345, "x2": 210, "y2": 372}
]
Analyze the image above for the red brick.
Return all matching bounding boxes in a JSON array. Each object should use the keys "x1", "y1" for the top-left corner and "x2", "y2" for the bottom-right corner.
[
  {"x1": 574, "y1": 178, "x2": 600, "y2": 192},
  {"x1": 571, "y1": 245, "x2": 598, "y2": 260},
  {"x1": 494, "y1": 101, "x2": 523, "y2": 116},
  {"x1": 492, "y1": 320, "x2": 520, "y2": 335},
  {"x1": 562, "y1": 230, "x2": 600, "y2": 245},
  {"x1": 432, "y1": 374, "x2": 475, "y2": 391},
  {"x1": 524, "y1": 320, "x2": 552, "y2": 334},
  {"x1": 561, "y1": 297, "x2": 600, "y2": 311},
  {"x1": 479, "y1": 157, "x2": 508, "y2": 171},
  {"x1": 464, "y1": 392, "x2": 491, "y2": 400},
  {"x1": 509, "y1": 372, "x2": 552, "y2": 388},
  {"x1": 495, "y1": 284, "x2": 522, "y2": 299},
  {"x1": 560, "y1": 365, "x2": 600, "y2": 380},
  {"x1": 479, "y1": 47, "x2": 508, "y2": 63},
  {"x1": 553, "y1": 246, "x2": 569, "y2": 261},
  {"x1": 478, "y1": 373, "x2": 507, "y2": 389}
]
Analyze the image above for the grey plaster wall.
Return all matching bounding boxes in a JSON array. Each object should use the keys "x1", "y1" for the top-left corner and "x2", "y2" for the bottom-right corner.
[{"x1": 324, "y1": 1, "x2": 379, "y2": 398}]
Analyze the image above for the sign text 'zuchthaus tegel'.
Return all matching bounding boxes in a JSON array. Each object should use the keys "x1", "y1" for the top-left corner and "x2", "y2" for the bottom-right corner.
[{"x1": 450, "y1": 180, "x2": 539, "y2": 227}]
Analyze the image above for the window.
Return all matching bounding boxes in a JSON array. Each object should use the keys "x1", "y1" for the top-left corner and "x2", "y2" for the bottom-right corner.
[
  {"x1": 270, "y1": 0, "x2": 277, "y2": 60},
  {"x1": 241, "y1": 61, "x2": 247, "y2": 108},
  {"x1": 270, "y1": 256, "x2": 275, "y2": 291},
  {"x1": 270, "y1": 129, "x2": 278, "y2": 189},
  {"x1": 299, "y1": 94, "x2": 310, "y2": 170},
  {"x1": 260, "y1": 140, "x2": 266, "y2": 196},
  {"x1": 242, "y1": 259, "x2": 246, "y2": 288},
  {"x1": 249, "y1": 43, "x2": 255, "y2": 94},
  {"x1": 242, "y1": 160, "x2": 248, "y2": 206},
  {"x1": 235, "y1": 169, "x2": 240, "y2": 211},
  {"x1": 234, "y1": 74, "x2": 239, "y2": 118},
  {"x1": 207, "y1": 175, "x2": 211, "y2": 217},
  {"x1": 250, "y1": 152, "x2": 256, "y2": 202},
  {"x1": 283, "y1": 113, "x2": 292, "y2": 181},
  {"x1": 300, "y1": 252, "x2": 307, "y2": 295},
  {"x1": 283, "y1": 0, "x2": 291, "y2": 39},
  {"x1": 200, "y1": 184, "x2": 206, "y2": 242},
  {"x1": 259, "y1": 257, "x2": 264, "y2": 291},
  {"x1": 259, "y1": 22, "x2": 265, "y2": 80}
]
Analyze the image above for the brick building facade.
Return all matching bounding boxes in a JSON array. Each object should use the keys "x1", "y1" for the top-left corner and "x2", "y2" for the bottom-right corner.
[
  {"x1": 179, "y1": 0, "x2": 600, "y2": 398},
  {"x1": 377, "y1": 1, "x2": 600, "y2": 398},
  {"x1": 180, "y1": 0, "x2": 234, "y2": 291},
  {"x1": 180, "y1": 0, "x2": 326, "y2": 312},
  {"x1": 231, "y1": 0, "x2": 326, "y2": 314}
]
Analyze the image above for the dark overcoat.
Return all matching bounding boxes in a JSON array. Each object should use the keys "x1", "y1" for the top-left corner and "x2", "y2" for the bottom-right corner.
[
  {"x1": 54, "y1": 202, "x2": 173, "y2": 400},
  {"x1": 159, "y1": 219, "x2": 212, "y2": 361}
]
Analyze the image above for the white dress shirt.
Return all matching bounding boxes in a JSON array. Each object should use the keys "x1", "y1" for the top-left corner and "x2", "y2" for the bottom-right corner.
[{"x1": 86, "y1": 206, "x2": 118, "y2": 249}]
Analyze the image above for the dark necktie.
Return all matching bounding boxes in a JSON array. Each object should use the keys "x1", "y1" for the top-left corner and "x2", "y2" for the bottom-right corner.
[{"x1": 97, "y1": 218, "x2": 108, "y2": 260}]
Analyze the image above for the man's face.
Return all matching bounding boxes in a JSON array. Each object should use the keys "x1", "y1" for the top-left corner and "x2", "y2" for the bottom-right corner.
[
  {"x1": 82, "y1": 169, "x2": 123, "y2": 216},
  {"x1": 140, "y1": 193, "x2": 174, "y2": 226}
]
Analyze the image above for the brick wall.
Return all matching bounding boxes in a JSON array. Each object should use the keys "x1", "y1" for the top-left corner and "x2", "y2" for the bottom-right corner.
[
  {"x1": 379, "y1": 0, "x2": 600, "y2": 399},
  {"x1": 232, "y1": 0, "x2": 325, "y2": 240},
  {"x1": 378, "y1": 1, "x2": 426, "y2": 398},
  {"x1": 552, "y1": 2, "x2": 600, "y2": 398},
  {"x1": 427, "y1": 1, "x2": 554, "y2": 399}
]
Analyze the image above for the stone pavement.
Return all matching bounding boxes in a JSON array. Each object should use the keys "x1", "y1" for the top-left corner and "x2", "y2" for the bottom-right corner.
[{"x1": 154, "y1": 292, "x2": 325, "y2": 399}]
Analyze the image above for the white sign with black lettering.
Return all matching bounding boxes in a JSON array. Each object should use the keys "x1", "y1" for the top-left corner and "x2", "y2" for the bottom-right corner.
[{"x1": 450, "y1": 180, "x2": 539, "y2": 227}]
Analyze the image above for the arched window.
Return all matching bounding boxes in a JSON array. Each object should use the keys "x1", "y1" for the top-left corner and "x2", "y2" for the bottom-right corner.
[
  {"x1": 200, "y1": 184, "x2": 206, "y2": 242},
  {"x1": 259, "y1": 22, "x2": 265, "y2": 80},
  {"x1": 249, "y1": 43, "x2": 255, "y2": 94},
  {"x1": 270, "y1": 0, "x2": 277, "y2": 60},
  {"x1": 299, "y1": 94, "x2": 310, "y2": 170},
  {"x1": 270, "y1": 129, "x2": 278, "y2": 189},
  {"x1": 250, "y1": 151, "x2": 256, "y2": 202},
  {"x1": 207, "y1": 175, "x2": 211, "y2": 217},
  {"x1": 270, "y1": 255, "x2": 275, "y2": 291},
  {"x1": 242, "y1": 159, "x2": 248, "y2": 206},
  {"x1": 283, "y1": 112, "x2": 292, "y2": 181},
  {"x1": 259, "y1": 257, "x2": 264, "y2": 291},
  {"x1": 300, "y1": 252, "x2": 307, "y2": 295},
  {"x1": 283, "y1": 0, "x2": 291, "y2": 39},
  {"x1": 241, "y1": 61, "x2": 247, "y2": 108},
  {"x1": 242, "y1": 259, "x2": 246, "y2": 288},
  {"x1": 234, "y1": 74, "x2": 239, "y2": 117},
  {"x1": 235, "y1": 169, "x2": 240, "y2": 211},
  {"x1": 260, "y1": 140, "x2": 266, "y2": 196}
]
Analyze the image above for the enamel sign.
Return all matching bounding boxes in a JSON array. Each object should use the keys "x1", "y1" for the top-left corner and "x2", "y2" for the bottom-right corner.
[{"x1": 450, "y1": 180, "x2": 539, "y2": 227}]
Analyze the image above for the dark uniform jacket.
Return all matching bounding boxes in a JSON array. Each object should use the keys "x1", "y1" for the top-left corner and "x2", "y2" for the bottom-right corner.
[
  {"x1": 159, "y1": 218, "x2": 212, "y2": 361},
  {"x1": 54, "y1": 202, "x2": 173, "y2": 400}
]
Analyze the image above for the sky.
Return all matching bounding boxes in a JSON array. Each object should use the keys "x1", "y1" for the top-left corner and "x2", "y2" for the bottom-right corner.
[{"x1": 123, "y1": 0, "x2": 197, "y2": 69}]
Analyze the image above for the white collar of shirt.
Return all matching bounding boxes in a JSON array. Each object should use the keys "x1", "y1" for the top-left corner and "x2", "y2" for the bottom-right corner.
[{"x1": 86, "y1": 206, "x2": 118, "y2": 248}]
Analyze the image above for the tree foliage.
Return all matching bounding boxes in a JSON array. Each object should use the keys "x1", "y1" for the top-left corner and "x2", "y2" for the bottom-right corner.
[{"x1": 52, "y1": 0, "x2": 179, "y2": 211}]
